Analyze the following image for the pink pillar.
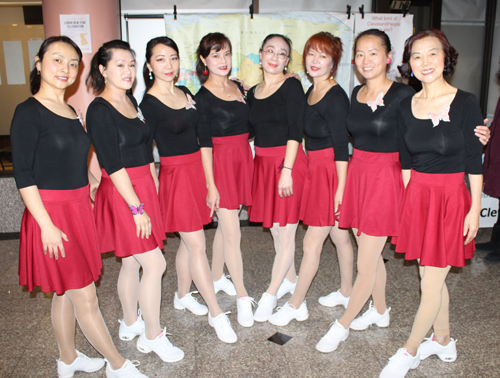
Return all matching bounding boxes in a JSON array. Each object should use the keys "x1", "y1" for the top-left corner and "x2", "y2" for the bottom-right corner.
[{"x1": 42, "y1": 0, "x2": 120, "y2": 179}]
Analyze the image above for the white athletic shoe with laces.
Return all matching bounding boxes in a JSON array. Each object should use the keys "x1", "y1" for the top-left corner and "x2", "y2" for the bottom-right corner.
[
  {"x1": 253, "y1": 292, "x2": 278, "y2": 322},
  {"x1": 213, "y1": 274, "x2": 237, "y2": 295},
  {"x1": 118, "y1": 310, "x2": 145, "y2": 341},
  {"x1": 379, "y1": 348, "x2": 420, "y2": 378},
  {"x1": 208, "y1": 311, "x2": 238, "y2": 343},
  {"x1": 419, "y1": 334, "x2": 457, "y2": 362},
  {"x1": 237, "y1": 296, "x2": 256, "y2": 327},
  {"x1": 174, "y1": 291, "x2": 209, "y2": 316},
  {"x1": 318, "y1": 290, "x2": 350, "y2": 308},
  {"x1": 57, "y1": 350, "x2": 105, "y2": 378},
  {"x1": 350, "y1": 301, "x2": 391, "y2": 331},
  {"x1": 105, "y1": 359, "x2": 148, "y2": 378},
  {"x1": 136, "y1": 328, "x2": 185, "y2": 362},
  {"x1": 315, "y1": 320, "x2": 349, "y2": 353},
  {"x1": 268, "y1": 301, "x2": 309, "y2": 326},
  {"x1": 276, "y1": 277, "x2": 297, "y2": 299}
]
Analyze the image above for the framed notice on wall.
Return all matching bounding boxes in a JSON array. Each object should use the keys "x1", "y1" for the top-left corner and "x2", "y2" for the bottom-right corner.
[{"x1": 59, "y1": 14, "x2": 92, "y2": 53}]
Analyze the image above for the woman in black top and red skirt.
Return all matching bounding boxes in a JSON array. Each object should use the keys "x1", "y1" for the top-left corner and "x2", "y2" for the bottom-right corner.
[
  {"x1": 268, "y1": 32, "x2": 353, "y2": 326},
  {"x1": 11, "y1": 36, "x2": 146, "y2": 378},
  {"x1": 140, "y1": 36, "x2": 236, "y2": 343},
  {"x1": 380, "y1": 29, "x2": 484, "y2": 378},
  {"x1": 195, "y1": 33, "x2": 254, "y2": 329},
  {"x1": 247, "y1": 34, "x2": 308, "y2": 322},
  {"x1": 86, "y1": 40, "x2": 184, "y2": 364}
]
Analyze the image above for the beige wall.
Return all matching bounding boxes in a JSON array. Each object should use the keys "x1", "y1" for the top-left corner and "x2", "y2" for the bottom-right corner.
[
  {"x1": 0, "y1": 24, "x2": 44, "y2": 135},
  {"x1": 0, "y1": 6, "x2": 25, "y2": 25}
]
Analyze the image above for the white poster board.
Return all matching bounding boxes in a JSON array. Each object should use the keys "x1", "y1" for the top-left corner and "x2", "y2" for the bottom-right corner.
[
  {"x1": 353, "y1": 13, "x2": 414, "y2": 85},
  {"x1": 59, "y1": 14, "x2": 92, "y2": 53},
  {"x1": 480, "y1": 193, "x2": 499, "y2": 228}
]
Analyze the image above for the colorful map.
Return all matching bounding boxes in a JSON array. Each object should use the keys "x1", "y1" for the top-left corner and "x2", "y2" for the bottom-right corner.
[{"x1": 165, "y1": 12, "x2": 354, "y2": 94}]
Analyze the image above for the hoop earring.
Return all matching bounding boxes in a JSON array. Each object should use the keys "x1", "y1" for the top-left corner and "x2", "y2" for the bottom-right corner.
[
  {"x1": 149, "y1": 71, "x2": 153, "y2": 80},
  {"x1": 203, "y1": 65, "x2": 208, "y2": 75}
]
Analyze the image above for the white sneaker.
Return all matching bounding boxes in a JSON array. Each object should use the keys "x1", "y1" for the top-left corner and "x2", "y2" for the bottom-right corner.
[
  {"x1": 276, "y1": 277, "x2": 297, "y2": 299},
  {"x1": 380, "y1": 348, "x2": 420, "y2": 378},
  {"x1": 213, "y1": 274, "x2": 237, "y2": 295},
  {"x1": 106, "y1": 359, "x2": 148, "y2": 378},
  {"x1": 208, "y1": 311, "x2": 238, "y2": 343},
  {"x1": 315, "y1": 320, "x2": 349, "y2": 353},
  {"x1": 268, "y1": 301, "x2": 309, "y2": 326},
  {"x1": 57, "y1": 350, "x2": 105, "y2": 378},
  {"x1": 118, "y1": 310, "x2": 145, "y2": 341},
  {"x1": 237, "y1": 296, "x2": 255, "y2": 327},
  {"x1": 253, "y1": 292, "x2": 278, "y2": 322},
  {"x1": 419, "y1": 334, "x2": 457, "y2": 362},
  {"x1": 136, "y1": 328, "x2": 185, "y2": 362},
  {"x1": 318, "y1": 290, "x2": 350, "y2": 309},
  {"x1": 174, "y1": 291, "x2": 209, "y2": 316},
  {"x1": 350, "y1": 301, "x2": 391, "y2": 331}
]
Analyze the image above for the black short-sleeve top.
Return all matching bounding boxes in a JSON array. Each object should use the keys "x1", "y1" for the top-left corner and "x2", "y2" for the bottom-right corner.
[
  {"x1": 347, "y1": 82, "x2": 415, "y2": 155},
  {"x1": 11, "y1": 97, "x2": 90, "y2": 190},
  {"x1": 247, "y1": 78, "x2": 306, "y2": 148},
  {"x1": 194, "y1": 81, "x2": 250, "y2": 148},
  {"x1": 140, "y1": 86, "x2": 199, "y2": 157},
  {"x1": 398, "y1": 89, "x2": 483, "y2": 174},
  {"x1": 304, "y1": 84, "x2": 349, "y2": 161},
  {"x1": 86, "y1": 94, "x2": 153, "y2": 175}
]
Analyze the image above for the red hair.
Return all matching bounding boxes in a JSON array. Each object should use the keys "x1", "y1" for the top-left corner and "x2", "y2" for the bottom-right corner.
[{"x1": 303, "y1": 32, "x2": 343, "y2": 77}]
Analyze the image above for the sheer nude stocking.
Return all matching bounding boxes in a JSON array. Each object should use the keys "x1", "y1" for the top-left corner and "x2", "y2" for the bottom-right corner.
[
  {"x1": 211, "y1": 225, "x2": 225, "y2": 281},
  {"x1": 339, "y1": 231, "x2": 387, "y2": 329},
  {"x1": 179, "y1": 230, "x2": 223, "y2": 317},
  {"x1": 266, "y1": 222, "x2": 299, "y2": 296},
  {"x1": 215, "y1": 208, "x2": 248, "y2": 298},
  {"x1": 176, "y1": 240, "x2": 192, "y2": 298},
  {"x1": 51, "y1": 293, "x2": 78, "y2": 365},
  {"x1": 330, "y1": 225, "x2": 354, "y2": 297}
]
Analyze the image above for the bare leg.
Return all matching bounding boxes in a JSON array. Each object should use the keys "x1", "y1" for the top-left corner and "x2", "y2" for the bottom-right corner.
[
  {"x1": 339, "y1": 232, "x2": 388, "y2": 329},
  {"x1": 289, "y1": 225, "x2": 332, "y2": 308},
  {"x1": 117, "y1": 256, "x2": 140, "y2": 326},
  {"x1": 216, "y1": 208, "x2": 248, "y2": 298},
  {"x1": 404, "y1": 264, "x2": 452, "y2": 355},
  {"x1": 133, "y1": 248, "x2": 166, "y2": 340},
  {"x1": 52, "y1": 293, "x2": 78, "y2": 364},
  {"x1": 180, "y1": 230, "x2": 223, "y2": 317},
  {"x1": 329, "y1": 225, "x2": 354, "y2": 297},
  {"x1": 211, "y1": 224, "x2": 225, "y2": 281},
  {"x1": 266, "y1": 222, "x2": 299, "y2": 296},
  {"x1": 65, "y1": 283, "x2": 126, "y2": 370},
  {"x1": 176, "y1": 241, "x2": 192, "y2": 298}
]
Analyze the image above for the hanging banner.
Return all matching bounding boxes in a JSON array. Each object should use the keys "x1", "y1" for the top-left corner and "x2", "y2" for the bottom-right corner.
[
  {"x1": 353, "y1": 13, "x2": 413, "y2": 85},
  {"x1": 164, "y1": 12, "x2": 354, "y2": 94}
]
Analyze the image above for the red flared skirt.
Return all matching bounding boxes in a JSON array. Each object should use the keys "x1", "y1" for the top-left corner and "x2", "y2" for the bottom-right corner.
[
  {"x1": 395, "y1": 170, "x2": 475, "y2": 267},
  {"x1": 19, "y1": 186, "x2": 102, "y2": 294},
  {"x1": 249, "y1": 146, "x2": 308, "y2": 228},
  {"x1": 212, "y1": 133, "x2": 253, "y2": 209},
  {"x1": 300, "y1": 148, "x2": 339, "y2": 227},
  {"x1": 339, "y1": 148, "x2": 403, "y2": 237},
  {"x1": 159, "y1": 151, "x2": 212, "y2": 233},
  {"x1": 94, "y1": 165, "x2": 166, "y2": 257}
]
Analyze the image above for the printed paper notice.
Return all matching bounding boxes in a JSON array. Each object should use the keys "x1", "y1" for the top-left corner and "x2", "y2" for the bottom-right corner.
[{"x1": 60, "y1": 14, "x2": 92, "y2": 53}]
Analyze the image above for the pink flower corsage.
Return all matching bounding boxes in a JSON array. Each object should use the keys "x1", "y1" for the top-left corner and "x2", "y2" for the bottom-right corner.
[{"x1": 185, "y1": 94, "x2": 196, "y2": 110}]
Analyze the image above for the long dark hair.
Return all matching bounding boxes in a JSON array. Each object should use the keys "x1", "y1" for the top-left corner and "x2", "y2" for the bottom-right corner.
[
  {"x1": 30, "y1": 36, "x2": 82, "y2": 95},
  {"x1": 143, "y1": 36, "x2": 179, "y2": 91},
  {"x1": 195, "y1": 32, "x2": 232, "y2": 84},
  {"x1": 86, "y1": 40, "x2": 135, "y2": 94}
]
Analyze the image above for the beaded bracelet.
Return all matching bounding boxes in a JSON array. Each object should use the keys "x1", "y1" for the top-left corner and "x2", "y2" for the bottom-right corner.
[{"x1": 128, "y1": 203, "x2": 145, "y2": 215}]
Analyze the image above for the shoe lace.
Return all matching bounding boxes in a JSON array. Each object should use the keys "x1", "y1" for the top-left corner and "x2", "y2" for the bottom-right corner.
[
  {"x1": 157, "y1": 328, "x2": 174, "y2": 348},
  {"x1": 360, "y1": 301, "x2": 375, "y2": 317},
  {"x1": 187, "y1": 291, "x2": 201, "y2": 302},
  {"x1": 388, "y1": 349, "x2": 413, "y2": 368},
  {"x1": 258, "y1": 293, "x2": 275, "y2": 306}
]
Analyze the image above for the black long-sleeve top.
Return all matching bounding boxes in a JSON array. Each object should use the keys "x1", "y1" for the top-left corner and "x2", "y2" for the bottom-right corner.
[
  {"x1": 247, "y1": 78, "x2": 306, "y2": 147},
  {"x1": 11, "y1": 97, "x2": 90, "y2": 190},
  {"x1": 304, "y1": 84, "x2": 349, "y2": 161},
  {"x1": 140, "y1": 86, "x2": 199, "y2": 157},
  {"x1": 398, "y1": 89, "x2": 483, "y2": 174},
  {"x1": 347, "y1": 82, "x2": 415, "y2": 155},
  {"x1": 194, "y1": 81, "x2": 250, "y2": 148},
  {"x1": 86, "y1": 94, "x2": 153, "y2": 175}
]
